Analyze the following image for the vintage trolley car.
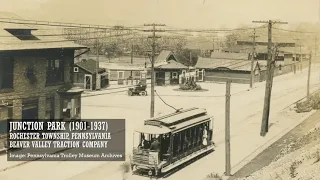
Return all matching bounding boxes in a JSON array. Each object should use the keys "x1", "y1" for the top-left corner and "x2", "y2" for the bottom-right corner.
[{"x1": 130, "y1": 107, "x2": 214, "y2": 177}]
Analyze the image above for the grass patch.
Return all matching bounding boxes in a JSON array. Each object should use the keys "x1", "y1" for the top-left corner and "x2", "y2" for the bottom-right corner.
[{"x1": 206, "y1": 172, "x2": 223, "y2": 180}]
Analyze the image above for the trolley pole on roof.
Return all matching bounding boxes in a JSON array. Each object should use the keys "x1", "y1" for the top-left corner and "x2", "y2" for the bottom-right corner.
[
  {"x1": 144, "y1": 23, "x2": 166, "y2": 118},
  {"x1": 225, "y1": 79, "x2": 231, "y2": 176}
]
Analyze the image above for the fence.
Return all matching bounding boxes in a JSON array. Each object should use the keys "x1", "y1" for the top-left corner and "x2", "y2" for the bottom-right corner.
[
  {"x1": 260, "y1": 61, "x2": 310, "y2": 82},
  {"x1": 117, "y1": 78, "x2": 141, "y2": 85},
  {"x1": 205, "y1": 76, "x2": 251, "y2": 84}
]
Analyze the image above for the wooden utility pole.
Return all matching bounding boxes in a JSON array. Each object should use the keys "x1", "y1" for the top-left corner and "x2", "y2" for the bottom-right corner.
[
  {"x1": 144, "y1": 23, "x2": 165, "y2": 118},
  {"x1": 294, "y1": 41, "x2": 297, "y2": 74},
  {"x1": 95, "y1": 27, "x2": 100, "y2": 90},
  {"x1": 307, "y1": 50, "x2": 312, "y2": 100},
  {"x1": 315, "y1": 36, "x2": 318, "y2": 67},
  {"x1": 225, "y1": 79, "x2": 231, "y2": 176},
  {"x1": 315, "y1": 37, "x2": 318, "y2": 67},
  {"x1": 212, "y1": 37, "x2": 215, "y2": 52},
  {"x1": 189, "y1": 51, "x2": 192, "y2": 66},
  {"x1": 131, "y1": 44, "x2": 134, "y2": 77},
  {"x1": 252, "y1": 20, "x2": 288, "y2": 136},
  {"x1": 250, "y1": 29, "x2": 259, "y2": 88},
  {"x1": 294, "y1": 38, "x2": 301, "y2": 73},
  {"x1": 300, "y1": 45, "x2": 302, "y2": 72}
]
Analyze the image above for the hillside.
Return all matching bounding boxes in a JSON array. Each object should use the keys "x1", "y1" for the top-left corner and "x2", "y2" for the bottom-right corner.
[{"x1": 236, "y1": 125, "x2": 320, "y2": 180}]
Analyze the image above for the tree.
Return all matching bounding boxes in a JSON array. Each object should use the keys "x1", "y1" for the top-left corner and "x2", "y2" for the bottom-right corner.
[
  {"x1": 175, "y1": 48, "x2": 200, "y2": 67},
  {"x1": 225, "y1": 33, "x2": 239, "y2": 49}
]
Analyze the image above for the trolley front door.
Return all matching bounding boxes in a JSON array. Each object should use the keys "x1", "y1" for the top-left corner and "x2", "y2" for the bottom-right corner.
[{"x1": 198, "y1": 69, "x2": 205, "y2": 82}]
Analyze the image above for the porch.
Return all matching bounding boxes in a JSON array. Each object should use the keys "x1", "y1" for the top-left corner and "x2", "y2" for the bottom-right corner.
[
  {"x1": 154, "y1": 60, "x2": 188, "y2": 86},
  {"x1": 155, "y1": 70, "x2": 181, "y2": 86}
]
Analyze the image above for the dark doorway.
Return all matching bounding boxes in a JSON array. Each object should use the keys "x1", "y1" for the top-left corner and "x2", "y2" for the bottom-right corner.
[
  {"x1": 22, "y1": 99, "x2": 39, "y2": 120},
  {"x1": 85, "y1": 75, "x2": 92, "y2": 90}
]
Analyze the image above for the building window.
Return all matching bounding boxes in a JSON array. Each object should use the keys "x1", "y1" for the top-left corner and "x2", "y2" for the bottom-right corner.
[
  {"x1": 46, "y1": 59, "x2": 64, "y2": 85},
  {"x1": 134, "y1": 71, "x2": 140, "y2": 77},
  {"x1": 46, "y1": 97, "x2": 54, "y2": 120},
  {"x1": 117, "y1": 71, "x2": 124, "y2": 79},
  {"x1": 172, "y1": 72, "x2": 178, "y2": 79},
  {"x1": 62, "y1": 97, "x2": 81, "y2": 120},
  {"x1": 0, "y1": 58, "x2": 14, "y2": 90}
]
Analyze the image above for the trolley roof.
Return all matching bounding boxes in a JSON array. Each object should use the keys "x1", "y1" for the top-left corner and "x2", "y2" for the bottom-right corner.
[
  {"x1": 146, "y1": 107, "x2": 207, "y2": 125},
  {"x1": 135, "y1": 125, "x2": 171, "y2": 134},
  {"x1": 134, "y1": 107, "x2": 212, "y2": 134}
]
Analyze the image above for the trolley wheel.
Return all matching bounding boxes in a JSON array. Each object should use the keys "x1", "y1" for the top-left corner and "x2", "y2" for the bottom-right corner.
[
  {"x1": 140, "y1": 91, "x2": 147, "y2": 96},
  {"x1": 128, "y1": 90, "x2": 133, "y2": 96}
]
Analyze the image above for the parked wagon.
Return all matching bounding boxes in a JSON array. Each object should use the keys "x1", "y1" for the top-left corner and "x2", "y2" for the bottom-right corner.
[{"x1": 130, "y1": 107, "x2": 215, "y2": 177}]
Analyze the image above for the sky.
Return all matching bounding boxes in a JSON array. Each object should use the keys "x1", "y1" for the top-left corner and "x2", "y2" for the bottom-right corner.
[{"x1": 1, "y1": 0, "x2": 320, "y2": 29}]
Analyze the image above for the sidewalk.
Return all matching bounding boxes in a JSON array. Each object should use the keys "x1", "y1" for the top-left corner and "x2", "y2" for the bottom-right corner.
[{"x1": 226, "y1": 109, "x2": 320, "y2": 180}]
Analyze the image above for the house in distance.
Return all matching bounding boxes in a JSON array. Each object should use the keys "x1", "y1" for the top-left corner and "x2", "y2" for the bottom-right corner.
[{"x1": 73, "y1": 59, "x2": 108, "y2": 91}]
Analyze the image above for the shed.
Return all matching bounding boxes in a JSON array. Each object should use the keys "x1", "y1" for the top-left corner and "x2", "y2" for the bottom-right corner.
[
  {"x1": 154, "y1": 51, "x2": 188, "y2": 86},
  {"x1": 74, "y1": 59, "x2": 108, "y2": 90}
]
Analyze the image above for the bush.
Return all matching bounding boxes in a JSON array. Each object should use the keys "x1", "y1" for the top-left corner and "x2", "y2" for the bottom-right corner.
[
  {"x1": 289, "y1": 160, "x2": 301, "y2": 178},
  {"x1": 179, "y1": 78, "x2": 202, "y2": 91},
  {"x1": 179, "y1": 84, "x2": 190, "y2": 90},
  {"x1": 195, "y1": 84, "x2": 202, "y2": 90},
  {"x1": 206, "y1": 173, "x2": 223, "y2": 180},
  {"x1": 295, "y1": 92, "x2": 320, "y2": 113},
  {"x1": 296, "y1": 100, "x2": 313, "y2": 113}
]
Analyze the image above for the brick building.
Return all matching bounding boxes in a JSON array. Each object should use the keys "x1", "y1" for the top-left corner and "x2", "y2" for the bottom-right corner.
[{"x1": 0, "y1": 12, "x2": 87, "y2": 144}]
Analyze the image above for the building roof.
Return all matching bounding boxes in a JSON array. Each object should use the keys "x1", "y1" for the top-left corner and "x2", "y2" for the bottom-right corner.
[
  {"x1": 155, "y1": 60, "x2": 188, "y2": 69},
  {"x1": 155, "y1": 50, "x2": 177, "y2": 64},
  {"x1": 196, "y1": 56, "x2": 258, "y2": 71},
  {"x1": 278, "y1": 46, "x2": 310, "y2": 54},
  {"x1": 100, "y1": 62, "x2": 146, "y2": 71},
  {"x1": 0, "y1": 12, "x2": 86, "y2": 51},
  {"x1": 210, "y1": 52, "x2": 249, "y2": 60},
  {"x1": 75, "y1": 59, "x2": 105, "y2": 74},
  {"x1": 226, "y1": 45, "x2": 268, "y2": 53},
  {"x1": 77, "y1": 50, "x2": 177, "y2": 67}
]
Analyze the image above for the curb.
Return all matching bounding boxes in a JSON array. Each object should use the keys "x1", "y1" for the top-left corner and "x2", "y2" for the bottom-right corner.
[{"x1": 218, "y1": 109, "x2": 317, "y2": 180}]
